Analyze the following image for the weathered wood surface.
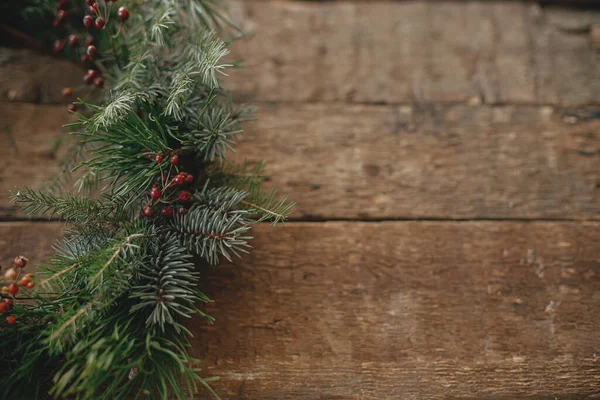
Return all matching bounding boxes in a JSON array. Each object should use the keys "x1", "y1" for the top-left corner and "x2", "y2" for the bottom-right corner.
[
  {"x1": 2, "y1": 102, "x2": 599, "y2": 220},
  {"x1": 235, "y1": 103, "x2": 600, "y2": 220},
  {"x1": 1, "y1": 1, "x2": 600, "y2": 398},
  {"x1": 1, "y1": 221, "x2": 600, "y2": 399},
  {"x1": 0, "y1": 103, "x2": 75, "y2": 219},
  {"x1": 226, "y1": 1, "x2": 600, "y2": 106},
  {"x1": 0, "y1": 48, "x2": 83, "y2": 103},
  {"x1": 1, "y1": 3, "x2": 599, "y2": 106}
]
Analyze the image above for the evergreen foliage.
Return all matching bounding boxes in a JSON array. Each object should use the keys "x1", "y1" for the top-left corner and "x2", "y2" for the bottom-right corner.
[{"x1": 0, "y1": 1, "x2": 293, "y2": 398}]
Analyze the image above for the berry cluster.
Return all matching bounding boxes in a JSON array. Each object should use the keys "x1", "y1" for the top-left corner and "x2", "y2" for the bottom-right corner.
[
  {"x1": 0, "y1": 256, "x2": 36, "y2": 326},
  {"x1": 54, "y1": 0, "x2": 130, "y2": 112},
  {"x1": 143, "y1": 155, "x2": 194, "y2": 218}
]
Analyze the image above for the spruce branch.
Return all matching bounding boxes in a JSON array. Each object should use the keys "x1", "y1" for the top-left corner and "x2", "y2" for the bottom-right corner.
[
  {"x1": 170, "y1": 206, "x2": 252, "y2": 265},
  {"x1": 182, "y1": 107, "x2": 243, "y2": 160},
  {"x1": 129, "y1": 235, "x2": 212, "y2": 332},
  {"x1": 193, "y1": 182, "x2": 248, "y2": 213}
]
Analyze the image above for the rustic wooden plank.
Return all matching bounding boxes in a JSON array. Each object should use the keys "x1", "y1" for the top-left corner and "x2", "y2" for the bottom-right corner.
[
  {"x1": 2, "y1": 102, "x2": 599, "y2": 220},
  {"x1": 235, "y1": 103, "x2": 600, "y2": 220},
  {"x1": 0, "y1": 103, "x2": 75, "y2": 219},
  {"x1": 0, "y1": 222, "x2": 63, "y2": 263},
  {"x1": 2, "y1": 3, "x2": 599, "y2": 107},
  {"x1": 0, "y1": 48, "x2": 83, "y2": 104},
  {"x1": 193, "y1": 221, "x2": 600, "y2": 399},
  {"x1": 227, "y1": 1, "x2": 600, "y2": 106},
  {"x1": 1, "y1": 221, "x2": 599, "y2": 398}
]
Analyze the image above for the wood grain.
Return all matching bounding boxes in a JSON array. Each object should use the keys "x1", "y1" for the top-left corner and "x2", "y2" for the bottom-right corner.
[
  {"x1": 1, "y1": 3, "x2": 598, "y2": 106},
  {"x1": 232, "y1": 103, "x2": 600, "y2": 220},
  {"x1": 2, "y1": 102, "x2": 599, "y2": 220},
  {"x1": 0, "y1": 103, "x2": 76, "y2": 219},
  {"x1": 0, "y1": 48, "x2": 83, "y2": 104},
  {"x1": 226, "y1": 1, "x2": 600, "y2": 106},
  {"x1": 1, "y1": 221, "x2": 599, "y2": 399}
]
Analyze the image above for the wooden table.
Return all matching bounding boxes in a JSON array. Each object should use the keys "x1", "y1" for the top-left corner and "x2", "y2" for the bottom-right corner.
[{"x1": 1, "y1": 1, "x2": 599, "y2": 398}]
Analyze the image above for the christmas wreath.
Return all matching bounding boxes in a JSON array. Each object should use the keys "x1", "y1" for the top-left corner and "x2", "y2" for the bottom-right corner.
[{"x1": 0, "y1": 1, "x2": 293, "y2": 398}]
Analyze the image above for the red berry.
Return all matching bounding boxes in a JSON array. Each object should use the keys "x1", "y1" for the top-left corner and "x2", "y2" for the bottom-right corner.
[
  {"x1": 87, "y1": 69, "x2": 98, "y2": 79},
  {"x1": 179, "y1": 208, "x2": 188, "y2": 216},
  {"x1": 155, "y1": 155, "x2": 163, "y2": 163},
  {"x1": 62, "y1": 87, "x2": 72, "y2": 97},
  {"x1": 162, "y1": 207, "x2": 173, "y2": 217},
  {"x1": 68, "y1": 34, "x2": 79, "y2": 47},
  {"x1": 173, "y1": 175, "x2": 185, "y2": 185},
  {"x1": 185, "y1": 174, "x2": 194, "y2": 184},
  {"x1": 178, "y1": 191, "x2": 191, "y2": 202},
  {"x1": 7, "y1": 284, "x2": 18, "y2": 295},
  {"x1": 84, "y1": 74, "x2": 94, "y2": 85},
  {"x1": 27, "y1": 281, "x2": 35, "y2": 289},
  {"x1": 53, "y1": 10, "x2": 67, "y2": 27},
  {"x1": 152, "y1": 184, "x2": 160, "y2": 190},
  {"x1": 19, "y1": 278, "x2": 30, "y2": 287},
  {"x1": 95, "y1": 17, "x2": 105, "y2": 29},
  {"x1": 68, "y1": 104, "x2": 77, "y2": 112},
  {"x1": 13, "y1": 256, "x2": 28, "y2": 268},
  {"x1": 85, "y1": 0, "x2": 95, "y2": 5},
  {"x1": 0, "y1": 303, "x2": 7, "y2": 314},
  {"x1": 89, "y1": 6, "x2": 97, "y2": 15},
  {"x1": 6, "y1": 316, "x2": 15, "y2": 326},
  {"x1": 94, "y1": 78, "x2": 104, "y2": 88},
  {"x1": 170, "y1": 155, "x2": 179, "y2": 165},
  {"x1": 143, "y1": 206, "x2": 153, "y2": 217},
  {"x1": 54, "y1": 40, "x2": 64, "y2": 53},
  {"x1": 87, "y1": 45, "x2": 97, "y2": 57},
  {"x1": 85, "y1": 37, "x2": 95, "y2": 47},
  {"x1": 150, "y1": 189, "x2": 161, "y2": 200},
  {"x1": 81, "y1": 54, "x2": 91, "y2": 63},
  {"x1": 118, "y1": 7, "x2": 130, "y2": 22},
  {"x1": 57, "y1": 0, "x2": 68, "y2": 10},
  {"x1": 83, "y1": 15, "x2": 94, "y2": 28},
  {"x1": 4, "y1": 299, "x2": 13, "y2": 311}
]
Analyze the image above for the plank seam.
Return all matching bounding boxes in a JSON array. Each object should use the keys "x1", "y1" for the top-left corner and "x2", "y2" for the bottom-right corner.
[
  {"x1": 2, "y1": 99, "x2": 600, "y2": 109},
  {"x1": 2, "y1": 217, "x2": 600, "y2": 224}
]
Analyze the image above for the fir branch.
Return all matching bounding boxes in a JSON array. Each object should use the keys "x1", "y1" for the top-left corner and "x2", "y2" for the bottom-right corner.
[
  {"x1": 90, "y1": 233, "x2": 146, "y2": 283},
  {"x1": 184, "y1": 29, "x2": 231, "y2": 88},
  {"x1": 47, "y1": 303, "x2": 92, "y2": 343},
  {"x1": 11, "y1": 187, "x2": 103, "y2": 223},
  {"x1": 165, "y1": 73, "x2": 195, "y2": 121},
  {"x1": 241, "y1": 186, "x2": 295, "y2": 225},
  {"x1": 150, "y1": 6, "x2": 176, "y2": 47},
  {"x1": 89, "y1": 91, "x2": 138, "y2": 129},
  {"x1": 39, "y1": 262, "x2": 80, "y2": 287}
]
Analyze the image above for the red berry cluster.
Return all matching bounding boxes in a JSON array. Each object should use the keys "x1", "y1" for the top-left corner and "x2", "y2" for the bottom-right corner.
[
  {"x1": 143, "y1": 155, "x2": 194, "y2": 218},
  {"x1": 53, "y1": 0, "x2": 131, "y2": 112},
  {"x1": 0, "y1": 256, "x2": 36, "y2": 326}
]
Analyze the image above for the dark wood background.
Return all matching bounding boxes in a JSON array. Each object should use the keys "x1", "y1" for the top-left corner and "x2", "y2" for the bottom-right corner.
[{"x1": 1, "y1": 1, "x2": 600, "y2": 398}]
